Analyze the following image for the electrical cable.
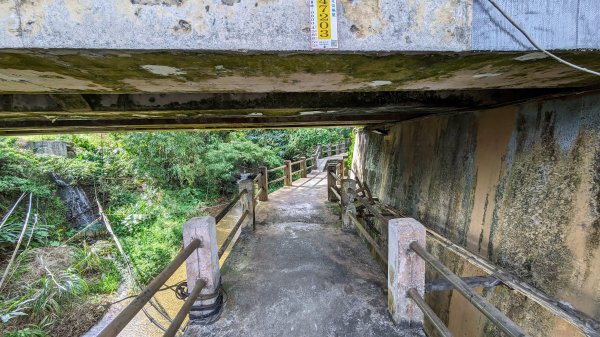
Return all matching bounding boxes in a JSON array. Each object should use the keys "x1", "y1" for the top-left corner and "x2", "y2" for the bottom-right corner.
[{"x1": 486, "y1": 0, "x2": 600, "y2": 77}]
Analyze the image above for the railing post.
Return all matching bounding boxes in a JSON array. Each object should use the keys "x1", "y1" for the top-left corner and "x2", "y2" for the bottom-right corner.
[
  {"x1": 388, "y1": 218, "x2": 426, "y2": 328},
  {"x1": 341, "y1": 178, "x2": 357, "y2": 233},
  {"x1": 258, "y1": 166, "x2": 268, "y2": 201},
  {"x1": 284, "y1": 160, "x2": 292, "y2": 186},
  {"x1": 300, "y1": 157, "x2": 307, "y2": 178},
  {"x1": 327, "y1": 143, "x2": 332, "y2": 157},
  {"x1": 183, "y1": 216, "x2": 222, "y2": 322},
  {"x1": 345, "y1": 138, "x2": 351, "y2": 152},
  {"x1": 335, "y1": 143, "x2": 340, "y2": 155},
  {"x1": 238, "y1": 178, "x2": 254, "y2": 228},
  {"x1": 326, "y1": 163, "x2": 339, "y2": 202}
]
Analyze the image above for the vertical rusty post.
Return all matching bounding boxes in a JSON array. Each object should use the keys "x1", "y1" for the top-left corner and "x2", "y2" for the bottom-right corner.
[
  {"x1": 300, "y1": 157, "x2": 307, "y2": 178},
  {"x1": 327, "y1": 143, "x2": 332, "y2": 157},
  {"x1": 258, "y1": 166, "x2": 268, "y2": 201},
  {"x1": 284, "y1": 160, "x2": 292, "y2": 186},
  {"x1": 341, "y1": 179, "x2": 357, "y2": 233},
  {"x1": 327, "y1": 163, "x2": 339, "y2": 202}
]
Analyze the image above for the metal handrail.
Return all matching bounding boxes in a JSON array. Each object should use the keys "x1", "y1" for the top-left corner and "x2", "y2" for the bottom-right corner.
[
  {"x1": 407, "y1": 288, "x2": 452, "y2": 337},
  {"x1": 215, "y1": 189, "x2": 248, "y2": 223},
  {"x1": 348, "y1": 213, "x2": 387, "y2": 265},
  {"x1": 163, "y1": 279, "x2": 207, "y2": 337},
  {"x1": 292, "y1": 169, "x2": 303, "y2": 176},
  {"x1": 291, "y1": 159, "x2": 303, "y2": 165},
  {"x1": 409, "y1": 242, "x2": 528, "y2": 337},
  {"x1": 218, "y1": 210, "x2": 249, "y2": 258},
  {"x1": 97, "y1": 239, "x2": 202, "y2": 337}
]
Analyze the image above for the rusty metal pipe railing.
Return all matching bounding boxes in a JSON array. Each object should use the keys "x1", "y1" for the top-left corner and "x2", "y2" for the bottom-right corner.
[
  {"x1": 291, "y1": 169, "x2": 303, "y2": 176},
  {"x1": 328, "y1": 171, "x2": 340, "y2": 182},
  {"x1": 97, "y1": 239, "x2": 202, "y2": 337},
  {"x1": 407, "y1": 288, "x2": 453, "y2": 337},
  {"x1": 163, "y1": 279, "x2": 207, "y2": 337},
  {"x1": 218, "y1": 210, "x2": 249, "y2": 258},
  {"x1": 253, "y1": 172, "x2": 262, "y2": 183},
  {"x1": 356, "y1": 197, "x2": 388, "y2": 224},
  {"x1": 215, "y1": 189, "x2": 247, "y2": 223},
  {"x1": 409, "y1": 242, "x2": 528, "y2": 337}
]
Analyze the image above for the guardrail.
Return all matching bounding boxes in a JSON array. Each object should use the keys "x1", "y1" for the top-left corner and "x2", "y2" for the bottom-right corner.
[
  {"x1": 331, "y1": 167, "x2": 599, "y2": 337},
  {"x1": 98, "y1": 183, "x2": 255, "y2": 337}
]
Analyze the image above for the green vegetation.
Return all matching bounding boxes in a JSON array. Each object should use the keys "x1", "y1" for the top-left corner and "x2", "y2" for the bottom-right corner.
[{"x1": 0, "y1": 127, "x2": 351, "y2": 336}]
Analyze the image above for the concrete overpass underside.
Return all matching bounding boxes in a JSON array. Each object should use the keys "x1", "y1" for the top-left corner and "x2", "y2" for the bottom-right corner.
[{"x1": 1, "y1": 0, "x2": 600, "y2": 134}]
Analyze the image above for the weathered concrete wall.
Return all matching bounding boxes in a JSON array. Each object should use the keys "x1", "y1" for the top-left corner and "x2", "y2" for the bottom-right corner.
[
  {"x1": 352, "y1": 92, "x2": 600, "y2": 336},
  {"x1": 0, "y1": 0, "x2": 598, "y2": 51}
]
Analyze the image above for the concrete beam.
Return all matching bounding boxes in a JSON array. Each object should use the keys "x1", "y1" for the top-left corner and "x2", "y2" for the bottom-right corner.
[{"x1": 0, "y1": 1, "x2": 597, "y2": 51}]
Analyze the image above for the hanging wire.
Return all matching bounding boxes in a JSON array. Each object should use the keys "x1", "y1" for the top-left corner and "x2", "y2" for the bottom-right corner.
[{"x1": 486, "y1": 0, "x2": 600, "y2": 77}]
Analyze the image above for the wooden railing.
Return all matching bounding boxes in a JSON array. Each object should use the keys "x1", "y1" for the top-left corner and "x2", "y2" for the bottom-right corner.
[{"x1": 331, "y1": 166, "x2": 599, "y2": 337}]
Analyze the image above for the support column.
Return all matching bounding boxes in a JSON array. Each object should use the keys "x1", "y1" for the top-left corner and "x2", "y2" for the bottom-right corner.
[
  {"x1": 327, "y1": 143, "x2": 332, "y2": 157},
  {"x1": 388, "y1": 218, "x2": 426, "y2": 328},
  {"x1": 300, "y1": 157, "x2": 307, "y2": 178},
  {"x1": 335, "y1": 143, "x2": 340, "y2": 155},
  {"x1": 183, "y1": 216, "x2": 222, "y2": 321},
  {"x1": 326, "y1": 163, "x2": 339, "y2": 202},
  {"x1": 258, "y1": 166, "x2": 268, "y2": 201},
  {"x1": 238, "y1": 178, "x2": 254, "y2": 228},
  {"x1": 284, "y1": 160, "x2": 292, "y2": 186},
  {"x1": 341, "y1": 179, "x2": 356, "y2": 233}
]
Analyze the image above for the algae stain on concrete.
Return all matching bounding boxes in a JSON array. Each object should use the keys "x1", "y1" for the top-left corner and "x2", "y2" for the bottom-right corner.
[{"x1": 339, "y1": 0, "x2": 386, "y2": 38}]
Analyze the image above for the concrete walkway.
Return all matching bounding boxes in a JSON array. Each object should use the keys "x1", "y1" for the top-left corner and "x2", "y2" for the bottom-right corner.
[{"x1": 185, "y1": 170, "x2": 423, "y2": 337}]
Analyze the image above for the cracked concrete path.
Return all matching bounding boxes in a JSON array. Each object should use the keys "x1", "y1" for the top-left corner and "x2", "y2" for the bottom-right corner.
[{"x1": 185, "y1": 170, "x2": 423, "y2": 337}]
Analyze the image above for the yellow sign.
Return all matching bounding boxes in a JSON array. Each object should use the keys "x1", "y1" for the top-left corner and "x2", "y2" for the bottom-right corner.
[{"x1": 310, "y1": 0, "x2": 338, "y2": 49}]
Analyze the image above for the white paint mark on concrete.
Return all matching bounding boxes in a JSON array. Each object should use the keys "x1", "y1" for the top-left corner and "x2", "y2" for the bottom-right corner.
[
  {"x1": 368, "y1": 80, "x2": 392, "y2": 87},
  {"x1": 141, "y1": 65, "x2": 186, "y2": 76},
  {"x1": 514, "y1": 52, "x2": 548, "y2": 61},
  {"x1": 299, "y1": 110, "x2": 325, "y2": 115},
  {"x1": 472, "y1": 73, "x2": 501, "y2": 78}
]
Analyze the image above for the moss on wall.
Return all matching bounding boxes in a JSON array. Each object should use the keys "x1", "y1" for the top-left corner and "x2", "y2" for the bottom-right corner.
[{"x1": 353, "y1": 92, "x2": 600, "y2": 335}]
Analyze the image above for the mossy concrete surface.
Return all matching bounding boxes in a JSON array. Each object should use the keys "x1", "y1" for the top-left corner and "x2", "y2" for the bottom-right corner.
[
  {"x1": 0, "y1": 50, "x2": 600, "y2": 94},
  {"x1": 352, "y1": 91, "x2": 600, "y2": 336}
]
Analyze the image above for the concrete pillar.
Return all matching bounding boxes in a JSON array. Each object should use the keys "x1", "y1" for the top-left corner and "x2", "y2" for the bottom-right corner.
[
  {"x1": 326, "y1": 163, "x2": 339, "y2": 202},
  {"x1": 341, "y1": 179, "x2": 357, "y2": 233},
  {"x1": 313, "y1": 145, "x2": 321, "y2": 170},
  {"x1": 238, "y1": 178, "x2": 254, "y2": 228},
  {"x1": 300, "y1": 157, "x2": 307, "y2": 178},
  {"x1": 327, "y1": 143, "x2": 332, "y2": 157},
  {"x1": 284, "y1": 160, "x2": 292, "y2": 186},
  {"x1": 335, "y1": 143, "x2": 340, "y2": 155},
  {"x1": 258, "y1": 166, "x2": 268, "y2": 201},
  {"x1": 388, "y1": 218, "x2": 426, "y2": 328},
  {"x1": 183, "y1": 216, "x2": 222, "y2": 320}
]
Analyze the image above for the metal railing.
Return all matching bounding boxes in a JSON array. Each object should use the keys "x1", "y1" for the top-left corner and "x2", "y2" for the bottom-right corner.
[
  {"x1": 339, "y1": 172, "x2": 599, "y2": 337},
  {"x1": 98, "y1": 239, "x2": 204, "y2": 337}
]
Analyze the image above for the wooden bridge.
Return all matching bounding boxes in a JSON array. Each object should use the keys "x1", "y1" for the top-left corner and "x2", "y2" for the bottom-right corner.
[{"x1": 94, "y1": 141, "x2": 599, "y2": 337}]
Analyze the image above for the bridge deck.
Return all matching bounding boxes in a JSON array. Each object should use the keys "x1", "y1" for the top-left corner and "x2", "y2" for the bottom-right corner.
[{"x1": 185, "y1": 170, "x2": 423, "y2": 337}]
